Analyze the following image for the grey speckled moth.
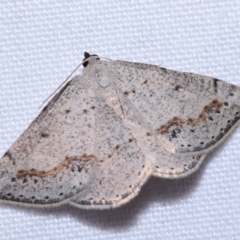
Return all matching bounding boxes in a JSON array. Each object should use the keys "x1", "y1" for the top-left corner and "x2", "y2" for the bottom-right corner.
[{"x1": 0, "y1": 52, "x2": 239, "y2": 209}]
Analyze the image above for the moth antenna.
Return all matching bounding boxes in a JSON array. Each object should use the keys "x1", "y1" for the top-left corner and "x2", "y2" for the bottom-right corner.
[{"x1": 39, "y1": 55, "x2": 112, "y2": 109}]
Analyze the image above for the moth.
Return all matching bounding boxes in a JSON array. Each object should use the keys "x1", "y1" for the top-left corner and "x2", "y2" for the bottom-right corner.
[{"x1": 0, "y1": 52, "x2": 239, "y2": 209}]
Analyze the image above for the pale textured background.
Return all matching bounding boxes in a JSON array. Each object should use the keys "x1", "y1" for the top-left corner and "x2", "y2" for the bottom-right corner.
[{"x1": 0, "y1": 1, "x2": 240, "y2": 239}]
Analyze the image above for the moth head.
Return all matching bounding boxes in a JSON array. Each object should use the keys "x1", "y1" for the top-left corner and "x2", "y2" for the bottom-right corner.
[{"x1": 83, "y1": 52, "x2": 100, "y2": 67}]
